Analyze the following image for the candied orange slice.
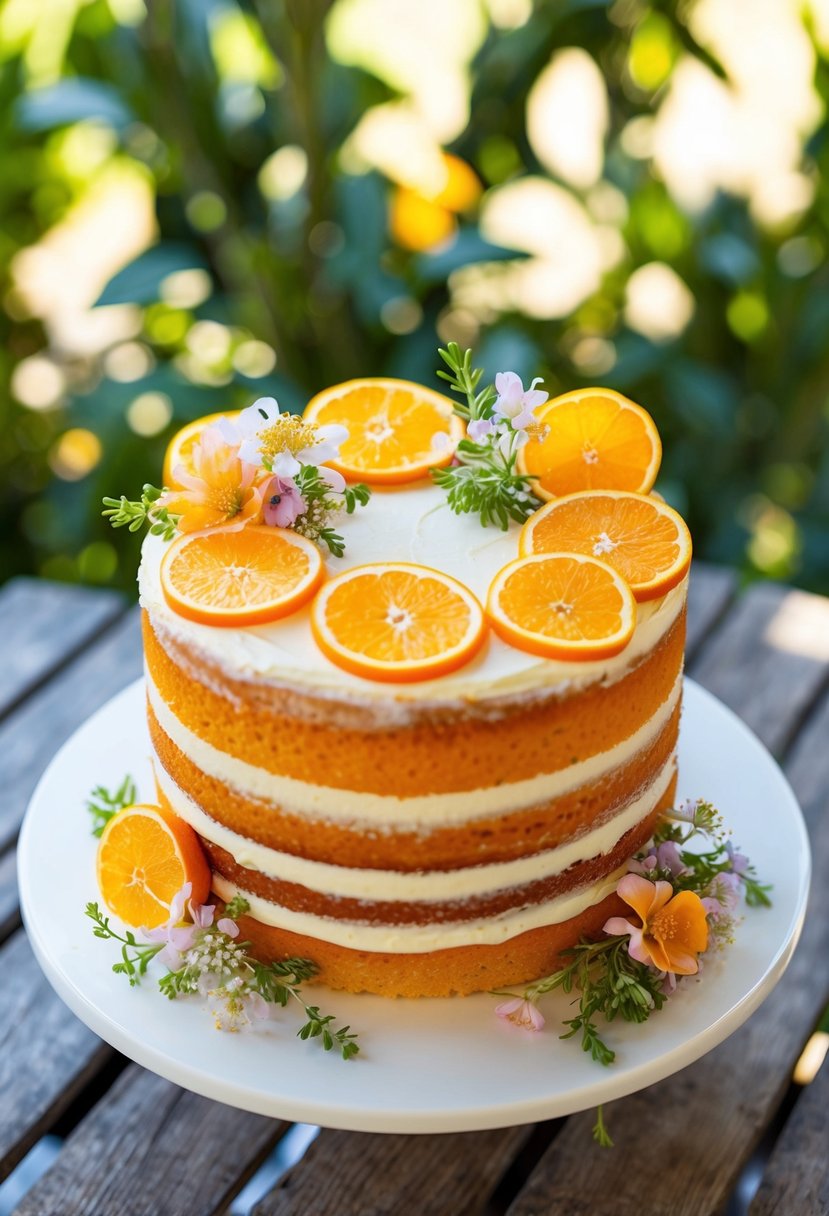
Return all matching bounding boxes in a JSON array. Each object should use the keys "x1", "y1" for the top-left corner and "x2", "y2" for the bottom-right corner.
[
  {"x1": 486, "y1": 553, "x2": 636, "y2": 661},
  {"x1": 160, "y1": 526, "x2": 323, "y2": 627},
  {"x1": 517, "y1": 388, "x2": 661, "y2": 500},
  {"x1": 303, "y1": 378, "x2": 464, "y2": 484},
  {"x1": 163, "y1": 411, "x2": 242, "y2": 489},
  {"x1": 311, "y1": 562, "x2": 486, "y2": 682},
  {"x1": 520, "y1": 490, "x2": 692, "y2": 602},
  {"x1": 96, "y1": 803, "x2": 211, "y2": 928}
]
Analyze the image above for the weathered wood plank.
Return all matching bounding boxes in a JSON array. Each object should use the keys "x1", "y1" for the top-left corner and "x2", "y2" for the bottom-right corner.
[
  {"x1": 253, "y1": 1125, "x2": 533, "y2": 1216},
  {"x1": 689, "y1": 582, "x2": 829, "y2": 754},
  {"x1": 685, "y1": 563, "x2": 737, "y2": 663},
  {"x1": 749, "y1": 1056, "x2": 829, "y2": 1216},
  {"x1": 0, "y1": 578, "x2": 124, "y2": 721},
  {"x1": 0, "y1": 849, "x2": 19, "y2": 944},
  {"x1": 502, "y1": 590, "x2": 829, "y2": 1216},
  {"x1": 0, "y1": 609, "x2": 142, "y2": 855},
  {"x1": 15, "y1": 1065, "x2": 285, "y2": 1216},
  {"x1": 0, "y1": 930, "x2": 111, "y2": 1182}
]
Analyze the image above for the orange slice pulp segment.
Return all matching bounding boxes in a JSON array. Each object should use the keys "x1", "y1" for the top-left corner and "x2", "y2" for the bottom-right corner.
[
  {"x1": 486, "y1": 553, "x2": 636, "y2": 661},
  {"x1": 311, "y1": 562, "x2": 487, "y2": 682},
  {"x1": 96, "y1": 803, "x2": 211, "y2": 928},
  {"x1": 517, "y1": 388, "x2": 661, "y2": 500},
  {"x1": 303, "y1": 378, "x2": 464, "y2": 484},
  {"x1": 520, "y1": 490, "x2": 692, "y2": 602},
  {"x1": 160, "y1": 525, "x2": 323, "y2": 627},
  {"x1": 163, "y1": 411, "x2": 242, "y2": 490}
]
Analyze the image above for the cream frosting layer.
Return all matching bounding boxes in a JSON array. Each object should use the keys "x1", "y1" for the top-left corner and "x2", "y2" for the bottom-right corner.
[
  {"x1": 212, "y1": 870, "x2": 625, "y2": 953},
  {"x1": 139, "y1": 483, "x2": 687, "y2": 711},
  {"x1": 147, "y1": 670, "x2": 682, "y2": 826},
  {"x1": 157, "y1": 753, "x2": 675, "y2": 902}
]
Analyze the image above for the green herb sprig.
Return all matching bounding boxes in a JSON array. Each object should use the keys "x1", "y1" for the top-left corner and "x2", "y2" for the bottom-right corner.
[
  {"x1": 85, "y1": 774, "x2": 137, "y2": 837},
  {"x1": 86, "y1": 903, "x2": 164, "y2": 984},
  {"x1": 431, "y1": 343, "x2": 542, "y2": 529},
  {"x1": 86, "y1": 894, "x2": 359, "y2": 1060},
  {"x1": 102, "y1": 485, "x2": 180, "y2": 540},
  {"x1": 293, "y1": 464, "x2": 371, "y2": 558}
]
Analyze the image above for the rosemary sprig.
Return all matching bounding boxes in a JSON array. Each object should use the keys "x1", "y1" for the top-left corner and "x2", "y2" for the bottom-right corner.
[
  {"x1": 432, "y1": 343, "x2": 542, "y2": 529},
  {"x1": 436, "y1": 341, "x2": 498, "y2": 420},
  {"x1": 102, "y1": 484, "x2": 180, "y2": 540},
  {"x1": 85, "y1": 774, "x2": 137, "y2": 838}
]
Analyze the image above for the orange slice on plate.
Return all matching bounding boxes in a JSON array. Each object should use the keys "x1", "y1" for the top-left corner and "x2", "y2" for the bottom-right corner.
[
  {"x1": 163, "y1": 411, "x2": 242, "y2": 489},
  {"x1": 486, "y1": 553, "x2": 636, "y2": 661},
  {"x1": 520, "y1": 490, "x2": 692, "y2": 602},
  {"x1": 311, "y1": 562, "x2": 486, "y2": 682},
  {"x1": 517, "y1": 388, "x2": 661, "y2": 500},
  {"x1": 303, "y1": 378, "x2": 464, "y2": 484},
  {"x1": 96, "y1": 803, "x2": 211, "y2": 928},
  {"x1": 160, "y1": 525, "x2": 323, "y2": 627}
]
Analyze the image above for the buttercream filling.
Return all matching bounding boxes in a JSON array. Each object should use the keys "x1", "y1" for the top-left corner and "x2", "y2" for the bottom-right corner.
[
  {"x1": 146, "y1": 671, "x2": 682, "y2": 826},
  {"x1": 156, "y1": 753, "x2": 676, "y2": 902},
  {"x1": 211, "y1": 869, "x2": 626, "y2": 952}
]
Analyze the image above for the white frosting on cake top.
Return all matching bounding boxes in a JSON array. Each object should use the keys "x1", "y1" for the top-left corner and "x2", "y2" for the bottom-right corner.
[{"x1": 139, "y1": 482, "x2": 687, "y2": 706}]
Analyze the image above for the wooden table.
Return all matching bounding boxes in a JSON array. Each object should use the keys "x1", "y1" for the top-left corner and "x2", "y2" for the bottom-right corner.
[{"x1": 0, "y1": 566, "x2": 827, "y2": 1216}]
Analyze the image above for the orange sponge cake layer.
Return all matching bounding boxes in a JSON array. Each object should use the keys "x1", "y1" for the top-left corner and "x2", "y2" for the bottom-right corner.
[
  {"x1": 143, "y1": 608, "x2": 684, "y2": 796},
  {"x1": 138, "y1": 482, "x2": 689, "y2": 997},
  {"x1": 223, "y1": 891, "x2": 634, "y2": 998},
  {"x1": 151, "y1": 689, "x2": 681, "y2": 870}
]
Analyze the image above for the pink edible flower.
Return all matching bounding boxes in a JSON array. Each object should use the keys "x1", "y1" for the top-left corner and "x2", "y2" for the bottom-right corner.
[
  {"x1": 141, "y1": 883, "x2": 239, "y2": 969},
  {"x1": 702, "y1": 871, "x2": 741, "y2": 920},
  {"x1": 495, "y1": 997, "x2": 545, "y2": 1032},
  {"x1": 468, "y1": 417, "x2": 495, "y2": 442},
  {"x1": 493, "y1": 371, "x2": 548, "y2": 431},
  {"x1": 262, "y1": 475, "x2": 306, "y2": 528}
]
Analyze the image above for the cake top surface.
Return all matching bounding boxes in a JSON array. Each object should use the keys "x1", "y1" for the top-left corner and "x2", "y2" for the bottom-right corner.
[{"x1": 140, "y1": 481, "x2": 686, "y2": 708}]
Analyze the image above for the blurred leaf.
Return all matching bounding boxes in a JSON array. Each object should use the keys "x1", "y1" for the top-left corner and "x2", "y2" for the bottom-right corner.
[
  {"x1": 94, "y1": 244, "x2": 210, "y2": 307},
  {"x1": 665, "y1": 361, "x2": 739, "y2": 439},
  {"x1": 413, "y1": 229, "x2": 526, "y2": 285},
  {"x1": 477, "y1": 328, "x2": 542, "y2": 386},
  {"x1": 699, "y1": 235, "x2": 760, "y2": 287},
  {"x1": 15, "y1": 80, "x2": 134, "y2": 131}
]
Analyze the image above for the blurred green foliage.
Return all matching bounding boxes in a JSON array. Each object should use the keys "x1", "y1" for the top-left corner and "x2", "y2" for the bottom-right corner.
[{"x1": 1, "y1": 0, "x2": 828, "y2": 593}]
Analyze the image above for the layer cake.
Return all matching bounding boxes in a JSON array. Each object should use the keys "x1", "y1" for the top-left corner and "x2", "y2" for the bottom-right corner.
[{"x1": 140, "y1": 480, "x2": 685, "y2": 997}]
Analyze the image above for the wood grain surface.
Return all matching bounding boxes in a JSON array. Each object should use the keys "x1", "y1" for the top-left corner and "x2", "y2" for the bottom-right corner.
[
  {"x1": 749, "y1": 1056, "x2": 829, "y2": 1216},
  {"x1": 0, "y1": 608, "x2": 142, "y2": 853},
  {"x1": 0, "y1": 578, "x2": 124, "y2": 721},
  {"x1": 252, "y1": 1125, "x2": 534, "y2": 1216},
  {"x1": 0, "y1": 931, "x2": 111, "y2": 1183},
  {"x1": 14, "y1": 1066, "x2": 286, "y2": 1216}
]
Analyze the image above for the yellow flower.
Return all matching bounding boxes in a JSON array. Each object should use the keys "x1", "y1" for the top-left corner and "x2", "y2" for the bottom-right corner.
[{"x1": 161, "y1": 427, "x2": 262, "y2": 533}]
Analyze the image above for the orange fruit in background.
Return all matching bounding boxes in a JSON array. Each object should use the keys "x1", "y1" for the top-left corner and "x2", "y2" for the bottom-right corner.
[
  {"x1": 517, "y1": 388, "x2": 661, "y2": 500},
  {"x1": 486, "y1": 553, "x2": 637, "y2": 661},
  {"x1": 311, "y1": 562, "x2": 487, "y2": 683},
  {"x1": 162, "y1": 411, "x2": 242, "y2": 489},
  {"x1": 303, "y1": 378, "x2": 464, "y2": 485},
  {"x1": 96, "y1": 803, "x2": 210, "y2": 928},
  {"x1": 160, "y1": 525, "x2": 324, "y2": 627},
  {"x1": 389, "y1": 188, "x2": 456, "y2": 252},
  {"x1": 520, "y1": 490, "x2": 692, "y2": 602}
]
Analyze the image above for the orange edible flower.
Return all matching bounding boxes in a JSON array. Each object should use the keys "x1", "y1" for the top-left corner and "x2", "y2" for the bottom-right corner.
[
  {"x1": 160, "y1": 427, "x2": 262, "y2": 533},
  {"x1": 604, "y1": 874, "x2": 709, "y2": 975}
]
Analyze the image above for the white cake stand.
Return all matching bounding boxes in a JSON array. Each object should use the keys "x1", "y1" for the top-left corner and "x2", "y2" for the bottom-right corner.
[{"x1": 17, "y1": 677, "x2": 810, "y2": 1134}]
